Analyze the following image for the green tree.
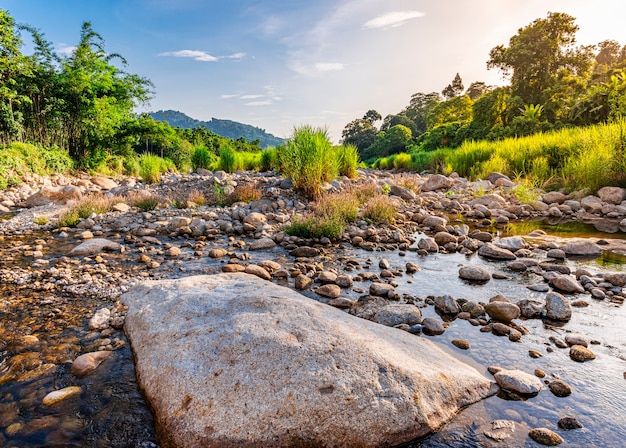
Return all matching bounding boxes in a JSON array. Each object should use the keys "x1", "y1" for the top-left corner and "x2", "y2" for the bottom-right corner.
[
  {"x1": 341, "y1": 118, "x2": 377, "y2": 153},
  {"x1": 403, "y1": 91, "x2": 441, "y2": 135},
  {"x1": 380, "y1": 113, "x2": 417, "y2": 135},
  {"x1": 465, "y1": 81, "x2": 493, "y2": 101},
  {"x1": 442, "y1": 73, "x2": 464, "y2": 100},
  {"x1": 426, "y1": 95, "x2": 473, "y2": 129},
  {"x1": 487, "y1": 12, "x2": 594, "y2": 115}
]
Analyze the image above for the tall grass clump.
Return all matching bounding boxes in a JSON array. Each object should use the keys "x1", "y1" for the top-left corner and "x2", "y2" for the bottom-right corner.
[
  {"x1": 0, "y1": 142, "x2": 74, "y2": 189},
  {"x1": 393, "y1": 153, "x2": 412, "y2": 170},
  {"x1": 260, "y1": 147, "x2": 279, "y2": 172},
  {"x1": 218, "y1": 147, "x2": 236, "y2": 173},
  {"x1": 191, "y1": 147, "x2": 215, "y2": 171},
  {"x1": 410, "y1": 148, "x2": 453, "y2": 173},
  {"x1": 363, "y1": 194, "x2": 398, "y2": 224},
  {"x1": 139, "y1": 154, "x2": 171, "y2": 184},
  {"x1": 234, "y1": 151, "x2": 262, "y2": 172},
  {"x1": 336, "y1": 144, "x2": 359, "y2": 178},
  {"x1": 279, "y1": 125, "x2": 338, "y2": 198}
]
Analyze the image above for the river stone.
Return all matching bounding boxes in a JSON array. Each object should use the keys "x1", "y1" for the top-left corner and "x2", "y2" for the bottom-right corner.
[
  {"x1": 542, "y1": 191, "x2": 566, "y2": 204},
  {"x1": 68, "y1": 238, "x2": 121, "y2": 257},
  {"x1": 493, "y1": 369, "x2": 542, "y2": 395},
  {"x1": 478, "y1": 243, "x2": 516, "y2": 260},
  {"x1": 422, "y1": 174, "x2": 452, "y2": 192},
  {"x1": 23, "y1": 185, "x2": 82, "y2": 207},
  {"x1": 569, "y1": 345, "x2": 596, "y2": 362},
  {"x1": 561, "y1": 240, "x2": 602, "y2": 257},
  {"x1": 421, "y1": 317, "x2": 446, "y2": 336},
  {"x1": 244, "y1": 265, "x2": 271, "y2": 280},
  {"x1": 434, "y1": 295, "x2": 461, "y2": 315},
  {"x1": 88, "y1": 308, "x2": 111, "y2": 330},
  {"x1": 294, "y1": 274, "x2": 313, "y2": 290},
  {"x1": 548, "y1": 379, "x2": 572, "y2": 397},
  {"x1": 495, "y1": 236, "x2": 527, "y2": 252},
  {"x1": 598, "y1": 186, "x2": 626, "y2": 204},
  {"x1": 315, "y1": 284, "x2": 341, "y2": 299},
  {"x1": 290, "y1": 246, "x2": 321, "y2": 258},
  {"x1": 565, "y1": 334, "x2": 588, "y2": 348},
  {"x1": 558, "y1": 417, "x2": 583, "y2": 429},
  {"x1": 485, "y1": 302, "x2": 520, "y2": 323},
  {"x1": 122, "y1": 273, "x2": 493, "y2": 448},
  {"x1": 549, "y1": 275, "x2": 584, "y2": 294},
  {"x1": 249, "y1": 237, "x2": 276, "y2": 250},
  {"x1": 544, "y1": 292, "x2": 572, "y2": 321},
  {"x1": 221, "y1": 264, "x2": 246, "y2": 273},
  {"x1": 208, "y1": 247, "x2": 228, "y2": 258},
  {"x1": 528, "y1": 428, "x2": 564, "y2": 446},
  {"x1": 422, "y1": 215, "x2": 448, "y2": 228},
  {"x1": 42, "y1": 386, "x2": 82, "y2": 406},
  {"x1": 604, "y1": 272, "x2": 626, "y2": 287},
  {"x1": 370, "y1": 282, "x2": 395, "y2": 297},
  {"x1": 71, "y1": 351, "x2": 113, "y2": 377},
  {"x1": 405, "y1": 262, "x2": 420, "y2": 274},
  {"x1": 91, "y1": 176, "x2": 118, "y2": 190},
  {"x1": 375, "y1": 304, "x2": 422, "y2": 327},
  {"x1": 390, "y1": 185, "x2": 417, "y2": 201},
  {"x1": 517, "y1": 299, "x2": 545, "y2": 318},
  {"x1": 417, "y1": 237, "x2": 439, "y2": 252},
  {"x1": 243, "y1": 212, "x2": 267, "y2": 228},
  {"x1": 459, "y1": 266, "x2": 491, "y2": 282}
]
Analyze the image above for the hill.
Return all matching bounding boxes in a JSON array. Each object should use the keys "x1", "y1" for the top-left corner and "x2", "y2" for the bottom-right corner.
[{"x1": 149, "y1": 110, "x2": 284, "y2": 148}]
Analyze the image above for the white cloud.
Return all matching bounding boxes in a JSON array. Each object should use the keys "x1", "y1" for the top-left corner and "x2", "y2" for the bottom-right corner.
[
  {"x1": 219, "y1": 94, "x2": 240, "y2": 99},
  {"x1": 159, "y1": 49, "x2": 218, "y2": 62},
  {"x1": 240, "y1": 94, "x2": 265, "y2": 99},
  {"x1": 56, "y1": 44, "x2": 77, "y2": 55},
  {"x1": 362, "y1": 10, "x2": 425, "y2": 30},
  {"x1": 224, "y1": 52, "x2": 246, "y2": 59},
  {"x1": 246, "y1": 100, "x2": 273, "y2": 106},
  {"x1": 315, "y1": 62, "x2": 345, "y2": 72}
]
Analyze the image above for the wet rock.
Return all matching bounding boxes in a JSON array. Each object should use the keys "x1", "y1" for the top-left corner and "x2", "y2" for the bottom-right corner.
[
  {"x1": 493, "y1": 369, "x2": 543, "y2": 395},
  {"x1": 71, "y1": 351, "x2": 113, "y2": 377},
  {"x1": 561, "y1": 240, "x2": 602, "y2": 257},
  {"x1": 604, "y1": 272, "x2": 626, "y2": 287},
  {"x1": 68, "y1": 238, "x2": 121, "y2": 257},
  {"x1": 421, "y1": 317, "x2": 445, "y2": 336},
  {"x1": 375, "y1": 304, "x2": 422, "y2": 327},
  {"x1": 569, "y1": 345, "x2": 596, "y2": 362},
  {"x1": 421, "y1": 215, "x2": 447, "y2": 228},
  {"x1": 42, "y1": 386, "x2": 82, "y2": 406},
  {"x1": 508, "y1": 328, "x2": 522, "y2": 342},
  {"x1": 335, "y1": 275, "x2": 353, "y2": 288},
  {"x1": 495, "y1": 236, "x2": 527, "y2": 252},
  {"x1": 529, "y1": 350, "x2": 543, "y2": 359},
  {"x1": 244, "y1": 265, "x2": 271, "y2": 281},
  {"x1": 208, "y1": 247, "x2": 228, "y2": 258},
  {"x1": 370, "y1": 282, "x2": 395, "y2": 298},
  {"x1": 434, "y1": 232, "x2": 457, "y2": 246},
  {"x1": 417, "y1": 237, "x2": 439, "y2": 252},
  {"x1": 451, "y1": 339, "x2": 470, "y2": 350},
  {"x1": 542, "y1": 191, "x2": 566, "y2": 204},
  {"x1": 548, "y1": 379, "x2": 572, "y2": 397},
  {"x1": 434, "y1": 295, "x2": 460, "y2": 315},
  {"x1": 546, "y1": 249, "x2": 566, "y2": 260},
  {"x1": 405, "y1": 262, "x2": 420, "y2": 274},
  {"x1": 122, "y1": 273, "x2": 494, "y2": 448},
  {"x1": 243, "y1": 212, "x2": 267, "y2": 228},
  {"x1": 558, "y1": 416, "x2": 583, "y2": 430},
  {"x1": 88, "y1": 308, "x2": 111, "y2": 330},
  {"x1": 249, "y1": 237, "x2": 276, "y2": 250},
  {"x1": 221, "y1": 264, "x2": 246, "y2": 273},
  {"x1": 315, "y1": 284, "x2": 341, "y2": 299},
  {"x1": 478, "y1": 243, "x2": 516, "y2": 260},
  {"x1": 485, "y1": 302, "x2": 520, "y2": 323},
  {"x1": 528, "y1": 427, "x2": 563, "y2": 446},
  {"x1": 379, "y1": 259, "x2": 390, "y2": 269},
  {"x1": 544, "y1": 292, "x2": 572, "y2": 321},
  {"x1": 491, "y1": 322, "x2": 511, "y2": 336},
  {"x1": 290, "y1": 246, "x2": 321, "y2": 258},
  {"x1": 549, "y1": 275, "x2": 584, "y2": 294},
  {"x1": 517, "y1": 299, "x2": 545, "y2": 319},
  {"x1": 295, "y1": 274, "x2": 313, "y2": 290},
  {"x1": 165, "y1": 246, "x2": 181, "y2": 257},
  {"x1": 469, "y1": 194, "x2": 506, "y2": 208},
  {"x1": 565, "y1": 334, "x2": 588, "y2": 348},
  {"x1": 458, "y1": 266, "x2": 491, "y2": 282}
]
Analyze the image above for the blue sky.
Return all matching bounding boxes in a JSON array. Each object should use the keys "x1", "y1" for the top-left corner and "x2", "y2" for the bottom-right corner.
[{"x1": 4, "y1": 0, "x2": 626, "y2": 142}]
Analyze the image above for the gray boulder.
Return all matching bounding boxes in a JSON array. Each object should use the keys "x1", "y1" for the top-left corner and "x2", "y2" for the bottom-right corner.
[
  {"x1": 478, "y1": 243, "x2": 516, "y2": 260},
  {"x1": 544, "y1": 292, "x2": 572, "y2": 321},
  {"x1": 68, "y1": 238, "x2": 121, "y2": 257},
  {"x1": 561, "y1": 240, "x2": 602, "y2": 257},
  {"x1": 493, "y1": 368, "x2": 543, "y2": 395},
  {"x1": 458, "y1": 266, "x2": 491, "y2": 282},
  {"x1": 122, "y1": 273, "x2": 493, "y2": 448}
]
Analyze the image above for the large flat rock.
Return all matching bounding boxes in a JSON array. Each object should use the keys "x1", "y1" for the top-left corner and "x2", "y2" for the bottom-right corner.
[{"x1": 122, "y1": 273, "x2": 494, "y2": 448}]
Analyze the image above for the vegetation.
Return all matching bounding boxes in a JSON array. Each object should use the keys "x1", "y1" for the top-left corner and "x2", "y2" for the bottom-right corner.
[
  {"x1": 363, "y1": 195, "x2": 398, "y2": 224},
  {"x1": 279, "y1": 126, "x2": 338, "y2": 198},
  {"x1": 336, "y1": 144, "x2": 359, "y2": 178},
  {"x1": 127, "y1": 191, "x2": 160, "y2": 211}
]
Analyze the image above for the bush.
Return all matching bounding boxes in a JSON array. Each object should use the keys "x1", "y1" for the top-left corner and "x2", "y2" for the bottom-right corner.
[
  {"x1": 126, "y1": 191, "x2": 160, "y2": 211},
  {"x1": 363, "y1": 194, "x2": 397, "y2": 224},
  {"x1": 139, "y1": 154, "x2": 169, "y2": 184},
  {"x1": 218, "y1": 147, "x2": 236, "y2": 173},
  {"x1": 260, "y1": 147, "x2": 279, "y2": 171},
  {"x1": 0, "y1": 143, "x2": 74, "y2": 189},
  {"x1": 72, "y1": 193, "x2": 116, "y2": 218},
  {"x1": 279, "y1": 125, "x2": 338, "y2": 198},
  {"x1": 191, "y1": 146, "x2": 215, "y2": 171},
  {"x1": 34, "y1": 216, "x2": 49, "y2": 225},
  {"x1": 228, "y1": 183, "x2": 262, "y2": 203},
  {"x1": 337, "y1": 144, "x2": 359, "y2": 178},
  {"x1": 393, "y1": 153, "x2": 412, "y2": 170},
  {"x1": 57, "y1": 210, "x2": 80, "y2": 228},
  {"x1": 314, "y1": 192, "x2": 359, "y2": 224}
]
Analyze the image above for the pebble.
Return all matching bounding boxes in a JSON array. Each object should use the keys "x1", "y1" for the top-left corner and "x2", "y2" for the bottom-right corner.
[
  {"x1": 558, "y1": 416, "x2": 583, "y2": 429},
  {"x1": 42, "y1": 386, "x2": 82, "y2": 406},
  {"x1": 528, "y1": 427, "x2": 563, "y2": 446},
  {"x1": 421, "y1": 317, "x2": 445, "y2": 336},
  {"x1": 569, "y1": 345, "x2": 596, "y2": 362},
  {"x1": 548, "y1": 379, "x2": 572, "y2": 397},
  {"x1": 451, "y1": 339, "x2": 470, "y2": 350}
]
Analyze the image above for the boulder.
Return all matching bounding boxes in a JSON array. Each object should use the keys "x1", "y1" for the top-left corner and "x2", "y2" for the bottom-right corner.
[
  {"x1": 485, "y1": 302, "x2": 520, "y2": 323},
  {"x1": 91, "y1": 176, "x2": 118, "y2": 190},
  {"x1": 422, "y1": 174, "x2": 452, "y2": 192},
  {"x1": 434, "y1": 295, "x2": 461, "y2": 315},
  {"x1": 517, "y1": 299, "x2": 544, "y2": 319},
  {"x1": 478, "y1": 243, "x2": 516, "y2": 260},
  {"x1": 597, "y1": 186, "x2": 626, "y2": 204},
  {"x1": 243, "y1": 212, "x2": 267, "y2": 228},
  {"x1": 249, "y1": 237, "x2": 276, "y2": 250},
  {"x1": 549, "y1": 275, "x2": 584, "y2": 294},
  {"x1": 23, "y1": 185, "x2": 81, "y2": 207},
  {"x1": 390, "y1": 185, "x2": 417, "y2": 201},
  {"x1": 493, "y1": 369, "x2": 542, "y2": 395},
  {"x1": 422, "y1": 215, "x2": 448, "y2": 228},
  {"x1": 375, "y1": 304, "x2": 422, "y2": 327},
  {"x1": 458, "y1": 266, "x2": 491, "y2": 282},
  {"x1": 68, "y1": 238, "x2": 121, "y2": 257},
  {"x1": 541, "y1": 191, "x2": 567, "y2": 204},
  {"x1": 71, "y1": 351, "x2": 113, "y2": 377},
  {"x1": 122, "y1": 274, "x2": 494, "y2": 448},
  {"x1": 495, "y1": 236, "x2": 527, "y2": 252},
  {"x1": 315, "y1": 284, "x2": 341, "y2": 299},
  {"x1": 544, "y1": 292, "x2": 572, "y2": 321},
  {"x1": 561, "y1": 240, "x2": 602, "y2": 257}
]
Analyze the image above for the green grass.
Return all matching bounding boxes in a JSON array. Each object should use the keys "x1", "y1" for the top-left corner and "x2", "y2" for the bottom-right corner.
[
  {"x1": 337, "y1": 144, "x2": 359, "y2": 178},
  {"x1": 363, "y1": 194, "x2": 398, "y2": 224},
  {"x1": 0, "y1": 142, "x2": 74, "y2": 189},
  {"x1": 218, "y1": 147, "x2": 236, "y2": 173},
  {"x1": 393, "y1": 153, "x2": 412, "y2": 170},
  {"x1": 279, "y1": 125, "x2": 338, "y2": 198},
  {"x1": 57, "y1": 210, "x2": 80, "y2": 228},
  {"x1": 191, "y1": 146, "x2": 215, "y2": 170},
  {"x1": 139, "y1": 154, "x2": 172, "y2": 184},
  {"x1": 260, "y1": 147, "x2": 279, "y2": 171}
]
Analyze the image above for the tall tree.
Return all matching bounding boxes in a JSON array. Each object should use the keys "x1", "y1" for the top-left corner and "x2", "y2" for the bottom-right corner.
[
  {"x1": 442, "y1": 73, "x2": 464, "y2": 99},
  {"x1": 403, "y1": 91, "x2": 441, "y2": 135},
  {"x1": 487, "y1": 12, "x2": 594, "y2": 108}
]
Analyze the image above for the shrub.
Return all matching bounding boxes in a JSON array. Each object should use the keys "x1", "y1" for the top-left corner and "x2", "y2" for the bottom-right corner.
[
  {"x1": 279, "y1": 125, "x2": 338, "y2": 198},
  {"x1": 314, "y1": 192, "x2": 359, "y2": 224},
  {"x1": 260, "y1": 147, "x2": 279, "y2": 171},
  {"x1": 139, "y1": 154, "x2": 169, "y2": 184},
  {"x1": 337, "y1": 144, "x2": 359, "y2": 178},
  {"x1": 284, "y1": 215, "x2": 344, "y2": 240},
  {"x1": 126, "y1": 191, "x2": 161, "y2": 211},
  {"x1": 187, "y1": 189, "x2": 206, "y2": 206},
  {"x1": 57, "y1": 210, "x2": 80, "y2": 228},
  {"x1": 393, "y1": 153, "x2": 412, "y2": 170},
  {"x1": 284, "y1": 216, "x2": 316, "y2": 238},
  {"x1": 350, "y1": 182, "x2": 378, "y2": 205},
  {"x1": 34, "y1": 216, "x2": 49, "y2": 225},
  {"x1": 228, "y1": 183, "x2": 262, "y2": 204},
  {"x1": 191, "y1": 146, "x2": 215, "y2": 171},
  {"x1": 72, "y1": 193, "x2": 116, "y2": 218},
  {"x1": 363, "y1": 194, "x2": 397, "y2": 224},
  {"x1": 218, "y1": 147, "x2": 236, "y2": 173}
]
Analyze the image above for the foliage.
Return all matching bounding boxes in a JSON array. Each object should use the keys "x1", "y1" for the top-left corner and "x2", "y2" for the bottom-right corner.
[
  {"x1": 363, "y1": 194, "x2": 397, "y2": 224},
  {"x1": 126, "y1": 191, "x2": 160, "y2": 211},
  {"x1": 227, "y1": 183, "x2": 262, "y2": 204},
  {"x1": 279, "y1": 125, "x2": 338, "y2": 198},
  {"x1": 33, "y1": 216, "x2": 49, "y2": 225},
  {"x1": 0, "y1": 143, "x2": 75, "y2": 187},
  {"x1": 442, "y1": 73, "x2": 465, "y2": 100},
  {"x1": 336, "y1": 144, "x2": 359, "y2": 178},
  {"x1": 392, "y1": 153, "x2": 412, "y2": 170},
  {"x1": 218, "y1": 146, "x2": 236, "y2": 173},
  {"x1": 260, "y1": 147, "x2": 279, "y2": 171},
  {"x1": 57, "y1": 210, "x2": 80, "y2": 228},
  {"x1": 139, "y1": 154, "x2": 171, "y2": 184},
  {"x1": 191, "y1": 146, "x2": 215, "y2": 170}
]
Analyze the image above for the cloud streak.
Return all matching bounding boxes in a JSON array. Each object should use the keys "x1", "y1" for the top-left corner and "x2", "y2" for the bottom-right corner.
[
  {"x1": 315, "y1": 62, "x2": 345, "y2": 72},
  {"x1": 158, "y1": 50, "x2": 245, "y2": 62},
  {"x1": 362, "y1": 10, "x2": 425, "y2": 30}
]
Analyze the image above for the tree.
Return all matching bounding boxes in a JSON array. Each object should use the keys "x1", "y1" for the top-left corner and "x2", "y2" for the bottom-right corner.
[
  {"x1": 487, "y1": 12, "x2": 594, "y2": 109},
  {"x1": 341, "y1": 118, "x2": 377, "y2": 153},
  {"x1": 363, "y1": 109, "x2": 381, "y2": 125},
  {"x1": 442, "y1": 73, "x2": 464, "y2": 99},
  {"x1": 425, "y1": 95, "x2": 473, "y2": 129},
  {"x1": 403, "y1": 92, "x2": 441, "y2": 135},
  {"x1": 380, "y1": 113, "x2": 417, "y2": 135},
  {"x1": 465, "y1": 81, "x2": 493, "y2": 101}
]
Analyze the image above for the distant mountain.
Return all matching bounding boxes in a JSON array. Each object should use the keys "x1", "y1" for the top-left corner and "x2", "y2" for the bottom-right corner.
[{"x1": 149, "y1": 110, "x2": 284, "y2": 148}]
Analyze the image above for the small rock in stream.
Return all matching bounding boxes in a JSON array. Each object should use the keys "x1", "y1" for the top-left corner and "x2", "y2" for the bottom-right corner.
[
  {"x1": 558, "y1": 416, "x2": 583, "y2": 430},
  {"x1": 528, "y1": 427, "x2": 564, "y2": 446}
]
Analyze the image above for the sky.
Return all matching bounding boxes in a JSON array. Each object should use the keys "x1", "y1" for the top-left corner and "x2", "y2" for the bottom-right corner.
[{"x1": 4, "y1": 0, "x2": 626, "y2": 142}]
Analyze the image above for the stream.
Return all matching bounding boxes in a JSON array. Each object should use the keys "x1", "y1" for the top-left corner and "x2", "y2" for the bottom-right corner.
[{"x1": 0, "y1": 220, "x2": 625, "y2": 447}]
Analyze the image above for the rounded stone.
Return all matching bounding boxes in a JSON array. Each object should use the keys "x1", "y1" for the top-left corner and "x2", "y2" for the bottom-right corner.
[
  {"x1": 421, "y1": 317, "x2": 445, "y2": 336},
  {"x1": 548, "y1": 379, "x2": 572, "y2": 397},
  {"x1": 493, "y1": 369, "x2": 543, "y2": 395},
  {"x1": 451, "y1": 339, "x2": 470, "y2": 350},
  {"x1": 42, "y1": 386, "x2": 82, "y2": 406},
  {"x1": 569, "y1": 345, "x2": 596, "y2": 362},
  {"x1": 375, "y1": 304, "x2": 422, "y2": 327},
  {"x1": 458, "y1": 266, "x2": 491, "y2": 282},
  {"x1": 528, "y1": 427, "x2": 564, "y2": 446},
  {"x1": 315, "y1": 284, "x2": 341, "y2": 299},
  {"x1": 485, "y1": 302, "x2": 520, "y2": 323},
  {"x1": 558, "y1": 417, "x2": 583, "y2": 429}
]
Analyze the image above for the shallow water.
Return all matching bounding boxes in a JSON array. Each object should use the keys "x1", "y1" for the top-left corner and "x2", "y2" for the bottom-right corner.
[{"x1": 1, "y1": 226, "x2": 625, "y2": 447}]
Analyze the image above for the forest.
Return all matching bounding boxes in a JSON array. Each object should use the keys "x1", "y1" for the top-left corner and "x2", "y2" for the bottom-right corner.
[{"x1": 342, "y1": 12, "x2": 626, "y2": 163}]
